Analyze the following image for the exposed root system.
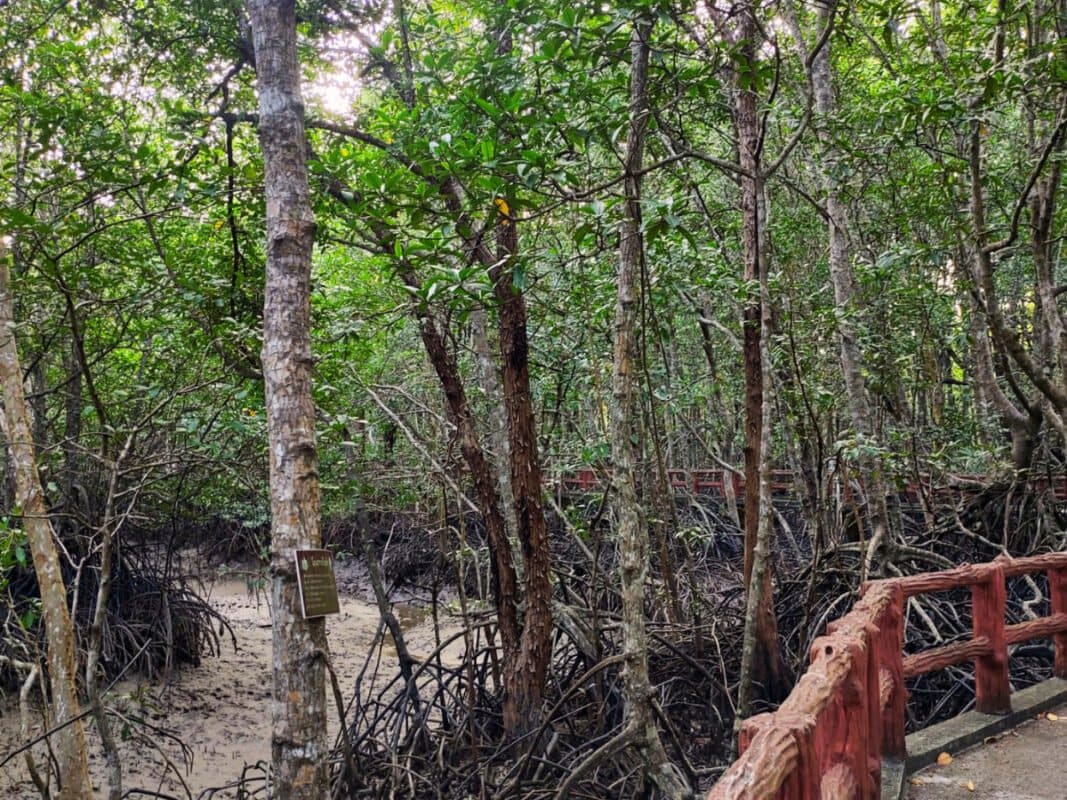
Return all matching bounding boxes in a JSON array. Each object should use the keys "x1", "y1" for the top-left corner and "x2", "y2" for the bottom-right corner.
[
  {"x1": 1, "y1": 542, "x2": 232, "y2": 691},
  {"x1": 321, "y1": 484, "x2": 1064, "y2": 799}
]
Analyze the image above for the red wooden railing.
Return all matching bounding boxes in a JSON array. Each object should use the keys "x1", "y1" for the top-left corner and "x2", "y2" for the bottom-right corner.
[
  {"x1": 554, "y1": 468, "x2": 1067, "y2": 502},
  {"x1": 707, "y1": 552, "x2": 1067, "y2": 800}
]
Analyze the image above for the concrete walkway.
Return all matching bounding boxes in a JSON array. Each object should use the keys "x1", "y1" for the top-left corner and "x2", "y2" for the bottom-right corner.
[{"x1": 906, "y1": 704, "x2": 1066, "y2": 799}]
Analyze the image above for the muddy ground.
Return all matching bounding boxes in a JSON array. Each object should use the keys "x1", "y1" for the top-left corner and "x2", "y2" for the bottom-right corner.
[{"x1": 0, "y1": 557, "x2": 461, "y2": 799}]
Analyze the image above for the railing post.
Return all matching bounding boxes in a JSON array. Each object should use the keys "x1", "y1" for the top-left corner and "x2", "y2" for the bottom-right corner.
[
  {"x1": 736, "y1": 712, "x2": 766, "y2": 757},
  {"x1": 809, "y1": 633, "x2": 873, "y2": 799},
  {"x1": 971, "y1": 562, "x2": 1011, "y2": 714},
  {"x1": 777, "y1": 712, "x2": 818, "y2": 800},
  {"x1": 737, "y1": 713, "x2": 811, "y2": 800},
  {"x1": 714, "y1": 712, "x2": 817, "y2": 800},
  {"x1": 860, "y1": 620, "x2": 883, "y2": 799},
  {"x1": 879, "y1": 584, "x2": 904, "y2": 759},
  {"x1": 1049, "y1": 564, "x2": 1067, "y2": 680}
]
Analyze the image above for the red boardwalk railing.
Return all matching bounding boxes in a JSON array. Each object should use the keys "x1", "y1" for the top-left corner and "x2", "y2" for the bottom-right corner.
[
  {"x1": 707, "y1": 552, "x2": 1067, "y2": 800},
  {"x1": 552, "y1": 469, "x2": 1067, "y2": 502}
]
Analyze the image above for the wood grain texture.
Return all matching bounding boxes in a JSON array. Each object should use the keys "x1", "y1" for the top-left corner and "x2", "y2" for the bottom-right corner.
[
  {"x1": 820, "y1": 763, "x2": 858, "y2": 800},
  {"x1": 972, "y1": 566, "x2": 1011, "y2": 714},
  {"x1": 998, "y1": 552, "x2": 1067, "y2": 578},
  {"x1": 893, "y1": 562, "x2": 993, "y2": 597},
  {"x1": 709, "y1": 719, "x2": 800, "y2": 799},
  {"x1": 1004, "y1": 613, "x2": 1067, "y2": 645},
  {"x1": 902, "y1": 637, "x2": 992, "y2": 678},
  {"x1": 1050, "y1": 567, "x2": 1067, "y2": 679}
]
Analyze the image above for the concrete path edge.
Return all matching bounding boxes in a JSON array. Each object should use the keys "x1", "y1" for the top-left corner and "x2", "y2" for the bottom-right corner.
[{"x1": 880, "y1": 677, "x2": 1067, "y2": 800}]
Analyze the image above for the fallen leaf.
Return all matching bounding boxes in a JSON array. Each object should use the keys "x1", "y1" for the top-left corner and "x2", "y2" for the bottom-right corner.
[
  {"x1": 936, "y1": 752, "x2": 953, "y2": 766},
  {"x1": 1047, "y1": 712, "x2": 1059, "y2": 721},
  {"x1": 909, "y1": 778, "x2": 924, "y2": 786},
  {"x1": 963, "y1": 780, "x2": 976, "y2": 792}
]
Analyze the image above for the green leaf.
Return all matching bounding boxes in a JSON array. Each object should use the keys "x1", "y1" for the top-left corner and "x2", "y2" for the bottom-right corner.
[
  {"x1": 511, "y1": 262, "x2": 527, "y2": 291},
  {"x1": 20, "y1": 608, "x2": 38, "y2": 630}
]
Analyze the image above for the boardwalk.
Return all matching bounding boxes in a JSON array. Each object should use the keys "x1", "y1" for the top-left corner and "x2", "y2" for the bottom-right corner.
[
  {"x1": 554, "y1": 466, "x2": 1067, "y2": 503},
  {"x1": 705, "y1": 554, "x2": 1067, "y2": 800},
  {"x1": 906, "y1": 704, "x2": 1067, "y2": 799}
]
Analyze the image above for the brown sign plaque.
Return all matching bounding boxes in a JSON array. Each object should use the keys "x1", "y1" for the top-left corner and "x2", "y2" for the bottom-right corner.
[{"x1": 294, "y1": 549, "x2": 340, "y2": 619}]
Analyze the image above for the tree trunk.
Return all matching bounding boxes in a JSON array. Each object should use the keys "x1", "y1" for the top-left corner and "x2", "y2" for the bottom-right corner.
[
  {"x1": 492, "y1": 201, "x2": 554, "y2": 736},
  {"x1": 356, "y1": 8, "x2": 553, "y2": 732},
  {"x1": 0, "y1": 241, "x2": 93, "y2": 800},
  {"x1": 470, "y1": 304, "x2": 523, "y2": 576},
  {"x1": 969, "y1": 123, "x2": 1067, "y2": 418},
  {"x1": 609, "y1": 16, "x2": 690, "y2": 797},
  {"x1": 796, "y1": 1, "x2": 894, "y2": 577},
  {"x1": 400, "y1": 283, "x2": 521, "y2": 664},
  {"x1": 1029, "y1": 110, "x2": 1066, "y2": 439},
  {"x1": 738, "y1": 261, "x2": 782, "y2": 723},
  {"x1": 61, "y1": 341, "x2": 84, "y2": 520},
  {"x1": 967, "y1": 284, "x2": 1040, "y2": 472},
  {"x1": 247, "y1": 2, "x2": 330, "y2": 797},
  {"x1": 733, "y1": 1, "x2": 784, "y2": 711}
]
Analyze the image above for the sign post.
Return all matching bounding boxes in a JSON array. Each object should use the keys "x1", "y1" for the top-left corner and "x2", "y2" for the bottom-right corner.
[{"x1": 293, "y1": 549, "x2": 340, "y2": 619}]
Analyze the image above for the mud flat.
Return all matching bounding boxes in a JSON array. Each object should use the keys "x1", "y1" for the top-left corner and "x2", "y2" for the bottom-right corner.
[{"x1": 0, "y1": 571, "x2": 461, "y2": 799}]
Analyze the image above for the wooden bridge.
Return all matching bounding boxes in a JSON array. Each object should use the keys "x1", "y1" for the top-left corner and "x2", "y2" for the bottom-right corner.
[{"x1": 706, "y1": 552, "x2": 1067, "y2": 799}]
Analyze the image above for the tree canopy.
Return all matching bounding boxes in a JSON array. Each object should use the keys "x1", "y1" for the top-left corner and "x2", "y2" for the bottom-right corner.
[{"x1": 3, "y1": 0, "x2": 1067, "y2": 797}]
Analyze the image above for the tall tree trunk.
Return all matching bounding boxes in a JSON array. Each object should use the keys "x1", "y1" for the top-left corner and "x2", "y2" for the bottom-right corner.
[
  {"x1": 737, "y1": 262, "x2": 782, "y2": 723},
  {"x1": 967, "y1": 123, "x2": 1065, "y2": 458},
  {"x1": 609, "y1": 16, "x2": 690, "y2": 796},
  {"x1": 967, "y1": 283, "x2": 1040, "y2": 471},
  {"x1": 247, "y1": 3, "x2": 330, "y2": 798},
  {"x1": 0, "y1": 241, "x2": 93, "y2": 800},
  {"x1": 966, "y1": 94, "x2": 1067, "y2": 421},
  {"x1": 1027, "y1": 81, "x2": 1067, "y2": 441},
  {"x1": 793, "y1": 1, "x2": 894, "y2": 577},
  {"x1": 61, "y1": 342, "x2": 83, "y2": 520},
  {"x1": 347, "y1": 9, "x2": 553, "y2": 732},
  {"x1": 470, "y1": 304, "x2": 523, "y2": 575},
  {"x1": 733, "y1": 1, "x2": 784, "y2": 712},
  {"x1": 492, "y1": 201, "x2": 554, "y2": 735},
  {"x1": 481, "y1": 12, "x2": 553, "y2": 736},
  {"x1": 399, "y1": 281, "x2": 522, "y2": 665}
]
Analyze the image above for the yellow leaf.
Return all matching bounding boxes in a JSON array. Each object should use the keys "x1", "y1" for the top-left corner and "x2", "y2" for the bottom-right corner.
[
  {"x1": 936, "y1": 752, "x2": 953, "y2": 766},
  {"x1": 494, "y1": 196, "x2": 511, "y2": 217},
  {"x1": 964, "y1": 780, "x2": 976, "y2": 792},
  {"x1": 213, "y1": 219, "x2": 225, "y2": 230},
  {"x1": 1048, "y1": 712, "x2": 1059, "y2": 721}
]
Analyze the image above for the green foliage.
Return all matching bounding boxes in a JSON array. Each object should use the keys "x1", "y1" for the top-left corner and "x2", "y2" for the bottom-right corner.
[
  {"x1": 0, "y1": 518, "x2": 26, "y2": 592},
  {"x1": 0, "y1": 0, "x2": 1063, "y2": 538}
]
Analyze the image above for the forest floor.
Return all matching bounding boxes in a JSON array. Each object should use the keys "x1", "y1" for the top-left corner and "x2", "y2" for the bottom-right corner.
[{"x1": 0, "y1": 557, "x2": 463, "y2": 799}]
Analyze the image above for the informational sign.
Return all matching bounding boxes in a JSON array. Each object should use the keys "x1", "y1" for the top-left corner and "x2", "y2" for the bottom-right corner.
[{"x1": 294, "y1": 549, "x2": 340, "y2": 619}]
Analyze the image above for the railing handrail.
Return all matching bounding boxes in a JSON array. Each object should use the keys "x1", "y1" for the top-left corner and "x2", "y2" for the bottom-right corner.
[
  {"x1": 707, "y1": 552, "x2": 1067, "y2": 800},
  {"x1": 551, "y1": 467, "x2": 1067, "y2": 502}
]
